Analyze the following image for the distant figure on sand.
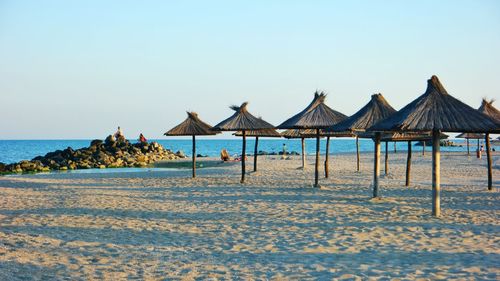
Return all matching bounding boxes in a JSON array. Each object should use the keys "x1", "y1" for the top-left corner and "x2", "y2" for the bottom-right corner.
[
  {"x1": 138, "y1": 133, "x2": 147, "y2": 143},
  {"x1": 220, "y1": 149, "x2": 230, "y2": 161},
  {"x1": 282, "y1": 143, "x2": 287, "y2": 159}
]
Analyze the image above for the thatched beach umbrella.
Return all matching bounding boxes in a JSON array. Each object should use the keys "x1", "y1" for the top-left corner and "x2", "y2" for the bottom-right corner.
[
  {"x1": 164, "y1": 112, "x2": 219, "y2": 178},
  {"x1": 455, "y1": 132, "x2": 484, "y2": 156},
  {"x1": 300, "y1": 130, "x2": 354, "y2": 178},
  {"x1": 286, "y1": 129, "x2": 353, "y2": 177},
  {"x1": 213, "y1": 102, "x2": 275, "y2": 183},
  {"x1": 234, "y1": 128, "x2": 281, "y2": 172},
  {"x1": 478, "y1": 98, "x2": 500, "y2": 190},
  {"x1": 318, "y1": 131, "x2": 355, "y2": 178},
  {"x1": 369, "y1": 75, "x2": 499, "y2": 217},
  {"x1": 329, "y1": 93, "x2": 397, "y2": 172},
  {"x1": 277, "y1": 92, "x2": 347, "y2": 187},
  {"x1": 378, "y1": 132, "x2": 448, "y2": 186},
  {"x1": 478, "y1": 99, "x2": 500, "y2": 122},
  {"x1": 281, "y1": 129, "x2": 318, "y2": 170}
]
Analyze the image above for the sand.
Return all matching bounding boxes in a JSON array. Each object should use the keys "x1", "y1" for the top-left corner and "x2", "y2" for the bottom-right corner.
[{"x1": 0, "y1": 151, "x2": 498, "y2": 280}]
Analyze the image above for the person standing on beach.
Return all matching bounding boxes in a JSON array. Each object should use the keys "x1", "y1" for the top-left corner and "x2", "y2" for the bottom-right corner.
[{"x1": 282, "y1": 143, "x2": 287, "y2": 159}]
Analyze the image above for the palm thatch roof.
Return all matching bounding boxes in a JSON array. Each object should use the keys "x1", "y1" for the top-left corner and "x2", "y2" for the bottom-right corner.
[
  {"x1": 324, "y1": 131, "x2": 356, "y2": 137},
  {"x1": 234, "y1": 128, "x2": 281, "y2": 137},
  {"x1": 329, "y1": 93, "x2": 396, "y2": 132},
  {"x1": 301, "y1": 130, "x2": 354, "y2": 138},
  {"x1": 455, "y1": 132, "x2": 484, "y2": 139},
  {"x1": 281, "y1": 129, "x2": 353, "y2": 138},
  {"x1": 369, "y1": 76, "x2": 500, "y2": 133},
  {"x1": 358, "y1": 131, "x2": 448, "y2": 141},
  {"x1": 212, "y1": 102, "x2": 275, "y2": 131},
  {"x1": 478, "y1": 99, "x2": 500, "y2": 122},
  {"x1": 165, "y1": 112, "x2": 219, "y2": 136},
  {"x1": 281, "y1": 129, "x2": 316, "y2": 139},
  {"x1": 277, "y1": 91, "x2": 347, "y2": 129}
]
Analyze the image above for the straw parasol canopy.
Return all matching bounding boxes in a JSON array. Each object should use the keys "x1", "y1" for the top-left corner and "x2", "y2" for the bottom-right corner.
[
  {"x1": 212, "y1": 102, "x2": 274, "y2": 131},
  {"x1": 369, "y1": 75, "x2": 500, "y2": 217},
  {"x1": 358, "y1": 131, "x2": 449, "y2": 142},
  {"x1": 213, "y1": 102, "x2": 275, "y2": 183},
  {"x1": 278, "y1": 91, "x2": 347, "y2": 187},
  {"x1": 378, "y1": 132, "x2": 448, "y2": 186},
  {"x1": 389, "y1": 132, "x2": 446, "y2": 183},
  {"x1": 357, "y1": 131, "x2": 448, "y2": 178},
  {"x1": 369, "y1": 77, "x2": 499, "y2": 133},
  {"x1": 281, "y1": 129, "x2": 317, "y2": 169},
  {"x1": 234, "y1": 129, "x2": 281, "y2": 137},
  {"x1": 330, "y1": 93, "x2": 397, "y2": 133},
  {"x1": 234, "y1": 128, "x2": 281, "y2": 172},
  {"x1": 328, "y1": 93, "x2": 397, "y2": 172},
  {"x1": 478, "y1": 99, "x2": 500, "y2": 122},
  {"x1": 477, "y1": 98, "x2": 500, "y2": 190},
  {"x1": 280, "y1": 129, "x2": 349, "y2": 170},
  {"x1": 455, "y1": 132, "x2": 484, "y2": 156},
  {"x1": 281, "y1": 129, "x2": 316, "y2": 138},
  {"x1": 379, "y1": 132, "x2": 448, "y2": 142},
  {"x1": 164, "y1": 112, "x2": 219, "y2": 178},
  {"x1": 165, "y1": 112, "x2": 217, "y2": 136},
  {"x1": 282, "y1": 129, "x2": 353, "y2": 138},
  {"x1": 278, "y1": 92, "x2": 347, "y2": 129},
  {"x1": 455, "y1": 132, "x2": 485, "y2": 139}
]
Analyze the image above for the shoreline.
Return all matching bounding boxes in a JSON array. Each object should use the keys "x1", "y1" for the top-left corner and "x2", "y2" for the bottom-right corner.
[
  {"x1": 2, "y1": 150, "x2": 497, "y2": 177},
  {"x1": 2, "y1": 138, "x2": 494, "y2": 167}
]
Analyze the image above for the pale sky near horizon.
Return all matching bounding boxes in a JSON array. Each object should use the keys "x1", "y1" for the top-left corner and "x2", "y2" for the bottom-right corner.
[{"x1": 0, "y1": 0, "x2": 499, "y2": 139}]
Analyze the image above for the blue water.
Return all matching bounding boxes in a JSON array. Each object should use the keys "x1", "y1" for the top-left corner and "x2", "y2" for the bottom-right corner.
[{"x1": 0, "y1": 138, "x2": 490, "y2": 164}]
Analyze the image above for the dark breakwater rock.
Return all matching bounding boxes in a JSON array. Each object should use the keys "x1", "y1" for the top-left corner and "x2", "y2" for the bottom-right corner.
[{"x1": 0, "y1": 136, "x2": 185, "y2": 174}]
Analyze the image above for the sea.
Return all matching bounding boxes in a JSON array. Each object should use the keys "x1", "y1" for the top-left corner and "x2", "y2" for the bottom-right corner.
[{"x1": 0, "y1": 138, "x2": 486, "y2": 164}]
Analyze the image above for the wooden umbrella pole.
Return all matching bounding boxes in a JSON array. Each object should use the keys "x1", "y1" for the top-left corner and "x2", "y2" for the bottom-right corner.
[
  {"x1": 241, "y1": 130, "x2": 246, "y2": 183},
  {"x1": 385, "y1": 141, "x2": 389, "y2": 175},
  {"x1": 406, "y1": 141, "x2": 412, "y2": 187},
  {"x1": 476, "y1": 138, "x2": 480, "y2": 159},
  {"x1": 432, "y1": 129, "x2": 441, "y2": 217},
  {"x1": 192, "y1": 135, "x2": 196, "y2": 178},
  {"x1": 373, "y1": 133, "x2": 381, "y2": 198},
  {"x1": 301, "y1": 137, "x2": 306, "y2": 169},
  {"x1": 356, "y1": 136, "x2": 360, "y2": 172},
  {"x1": 394, "y1": 142, "x2": 397, "y2": 153},
  {"x1": 253, "y1": 136, "x2": 259, "y2": 172},
  {"x1": 466, "y1": 138, "x2": 470, "y2": 155},
  {"x1": 324, "y1": 136, "x2": 330, "y2": 178},
  {"x1": 314, "y1": 129, "x2": 320, "y2": 187},
  {"x1": 485, "y1": 133, "x2": 492, "y2": 190}
]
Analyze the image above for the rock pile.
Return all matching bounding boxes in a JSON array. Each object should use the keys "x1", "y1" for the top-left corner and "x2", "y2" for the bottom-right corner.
[{"x1": 0, "y1": 136, "x2": 185, "y2": 174}]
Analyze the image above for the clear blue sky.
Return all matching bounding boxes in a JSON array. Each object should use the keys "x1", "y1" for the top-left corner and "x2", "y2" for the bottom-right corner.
[{"x1": 0, "y1": 0, "x2": 499, "y2": 139}]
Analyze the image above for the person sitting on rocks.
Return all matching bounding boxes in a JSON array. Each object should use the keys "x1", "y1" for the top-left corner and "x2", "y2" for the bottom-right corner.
[
  {"x1": 114, "y1": 126, "x2": 127, "y2": 143},
  {"x1": 138, "y1": 133, "x2": 147, "y2": 143},
  {"x1": 114, "y1": 126, "x2": 124, "y2": 139}
]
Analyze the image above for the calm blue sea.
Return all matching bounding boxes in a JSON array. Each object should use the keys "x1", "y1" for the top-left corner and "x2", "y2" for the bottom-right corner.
[{"x1": 0, "y1": 138, "x2": 487, "y2": 164}]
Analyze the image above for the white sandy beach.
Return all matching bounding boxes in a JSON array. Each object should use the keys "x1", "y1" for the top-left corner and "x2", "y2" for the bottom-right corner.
[{"x1": 0, "y1": 151, "x2": 498, "y2": 280}]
